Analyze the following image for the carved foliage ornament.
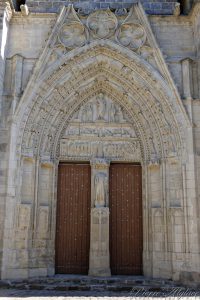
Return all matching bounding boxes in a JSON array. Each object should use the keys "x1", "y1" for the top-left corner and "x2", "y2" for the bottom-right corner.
[{"x1": 87, "y1": 10, "x2": 118, "y2": 39}]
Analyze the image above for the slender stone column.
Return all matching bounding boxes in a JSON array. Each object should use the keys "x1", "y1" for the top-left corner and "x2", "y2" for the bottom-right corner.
[
  {"x1": 89, "y1": 158, "x2": 111, "y2": 277},
  {"x1": 182, "y1": 58, "x2": 193, "y2": 121},
  {"x1": 0, "y1": 1, "x2": 12, "y2": 123}
]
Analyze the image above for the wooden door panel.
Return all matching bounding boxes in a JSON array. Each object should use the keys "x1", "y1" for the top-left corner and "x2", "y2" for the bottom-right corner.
[
  {"x1": 55, "y1": 163, "x2": 91, "y2": 274},
  {"x1": 109, "y1": 164, "x2": 143, "y2": 275}
]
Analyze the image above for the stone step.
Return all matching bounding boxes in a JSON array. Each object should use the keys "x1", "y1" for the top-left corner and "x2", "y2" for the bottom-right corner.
[{"x1": 0, "y1": 275, "x2": 185, "y2": 293}]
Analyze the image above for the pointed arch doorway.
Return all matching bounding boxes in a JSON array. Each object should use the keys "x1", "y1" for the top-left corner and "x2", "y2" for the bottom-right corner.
[{"x1": 55, "y1": 161, "x2": 143, "y2": 276}]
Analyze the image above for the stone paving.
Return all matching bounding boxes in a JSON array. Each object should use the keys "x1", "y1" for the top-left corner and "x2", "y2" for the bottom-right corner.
[
  {"x1": 1, "y1": 289, "x2": 200, "y2": 299},
  {"x1": 0, "y1": 275, "x2": 200, "y2": 299}
]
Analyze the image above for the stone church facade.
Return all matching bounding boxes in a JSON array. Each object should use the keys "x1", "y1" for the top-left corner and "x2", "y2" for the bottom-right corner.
[{"x1": 0, "y1": 0, "x2": 200, "y2": 285}]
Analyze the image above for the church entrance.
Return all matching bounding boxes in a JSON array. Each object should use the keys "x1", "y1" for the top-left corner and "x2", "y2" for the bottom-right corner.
[
  {"x1": 55, "y1": 163, "x2": 91, "y2": 274},
  {"x1": 109, "y1": 164, "x2": 143, "y2": 275},
  {"x1": 55, "y1": 162, "x2": 143, "y2": 276}
]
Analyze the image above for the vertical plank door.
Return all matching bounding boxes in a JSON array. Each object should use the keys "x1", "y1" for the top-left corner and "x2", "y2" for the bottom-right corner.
[
  {"x1": 109, "y1": 163, "x2": 143, "y2": 275},
  {"x1": 55, "y1": 163, "x2": 91, "y2": 274}
]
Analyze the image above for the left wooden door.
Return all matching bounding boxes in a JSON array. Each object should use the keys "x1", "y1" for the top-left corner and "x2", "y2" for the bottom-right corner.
[{"x1": 55, "y1": 163, "x2": 91, "y2": 274}]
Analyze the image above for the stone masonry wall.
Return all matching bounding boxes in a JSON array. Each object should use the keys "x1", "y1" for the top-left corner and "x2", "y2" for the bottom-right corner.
[
  {"x1": 26, "y1": 0, "x2": 178, "y2": 15},
  {"x1": 0, "y1": 1, "x2": 200, "y2": 284}
]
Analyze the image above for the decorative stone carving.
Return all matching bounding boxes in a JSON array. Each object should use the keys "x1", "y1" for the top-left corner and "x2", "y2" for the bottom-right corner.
[
  {"x1": 87, "y1": 10, "x2": 118, "y2": 39},
  {"x1": 89, "y1": 159, "x2": 111, "y2": 276},
  {"x1": 138, "y1": 46, "x2": 155, "y2": 66},
  {"x1": 91, "y1": 158, "x2": 109, "y2": 207},
  {"x1": 58, "y1": 22, "x2": 87, "y2": 49},
  {"x1": 75, "y1": 94, "x2": 126, "y2": 123},
  {"x1": 19, "y1": 43, "x2": 185, "y2": 163},
  {"x1": 37, "y1": 206, "x2": 49, "y2": 239},
  {"x1": 90, "y1": 158, "x2": 110, "y2": 170},
  {"x1": 94, "y1": 173, "x2": 107, "y2": 208},
  {"x1": 17, "y1": 204, "x2": 31, "y2": 231},
  {"x1": 89, "y1": 207, "x2": 111, "y2": 276},
  {"x1": 96, "y1": 94, "x2": 106, "y2": 120},
  {"x1": 116, "y1": 22, "x2": 146, "y2": 50},
  {"x1": 65, "y1": 124, "x2": 136, "y2": 138},
  {"x1": 60, "y1": 139, "x2": 141, "y2": 161}
]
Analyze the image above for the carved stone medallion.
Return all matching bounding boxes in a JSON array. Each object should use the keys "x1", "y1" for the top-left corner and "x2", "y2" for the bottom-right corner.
[
  {"x1": 87, "y1": 10, "x2": 118, "y2": 39},
  {"x1": 58, "y1": 22, "x2": 87, "y2": 49},
  {"x1": 116, "y1": 22, "x2": 146, "y2": 50}
]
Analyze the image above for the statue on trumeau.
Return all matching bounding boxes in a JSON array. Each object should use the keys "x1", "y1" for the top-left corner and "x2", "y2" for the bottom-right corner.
[{"x1": 94, "y1": 173, "x2": 107, "y2": 207}]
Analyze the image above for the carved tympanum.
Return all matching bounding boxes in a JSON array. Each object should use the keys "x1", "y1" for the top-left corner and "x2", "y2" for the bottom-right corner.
[
  {"x1": 75, "y1": 93, "x2": 126, "y2": 123},
  {"x1": 117, "y1": 22, "x2": 146, "y2": 50},
  {"x1": 87, "y1": 10, "x2": 118, "y2": 39},
  {"x1": 58, "y1": 22, "x2": 87, "y2": 49}
]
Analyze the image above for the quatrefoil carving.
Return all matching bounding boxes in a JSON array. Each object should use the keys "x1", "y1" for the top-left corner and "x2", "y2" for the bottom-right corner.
[
  {"x1": 58, "y1": 22, "x2": 87, "y2": 49},
  {"x1": 87, "y1": 10, "x2": 118, "y2": 39},
  {"x1": 116, "y1": 22, "x2": 146, "y2": 50}
]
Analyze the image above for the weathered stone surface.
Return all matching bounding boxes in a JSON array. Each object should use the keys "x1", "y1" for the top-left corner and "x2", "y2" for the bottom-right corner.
[{"x1": 0, "y1": 0, "x2": 199, "y2": 286}]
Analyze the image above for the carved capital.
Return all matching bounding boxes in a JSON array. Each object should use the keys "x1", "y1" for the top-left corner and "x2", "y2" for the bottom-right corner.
[{"x1": 90, "y1": 158, "x2": 110, "y2": 170}]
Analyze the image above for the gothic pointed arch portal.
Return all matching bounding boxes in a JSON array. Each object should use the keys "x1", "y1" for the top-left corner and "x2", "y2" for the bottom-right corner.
[{"x1": 2, "y1": 4, "x2": 196, "y2": 281}]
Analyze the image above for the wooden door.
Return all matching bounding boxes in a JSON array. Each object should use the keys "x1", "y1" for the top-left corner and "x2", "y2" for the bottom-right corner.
[
  {"x1": 55, "y1": 163, "x2": 91, "y2": 274},
  {"x1": 109, "y1": 163, "x2": 143, "y2": 275}
]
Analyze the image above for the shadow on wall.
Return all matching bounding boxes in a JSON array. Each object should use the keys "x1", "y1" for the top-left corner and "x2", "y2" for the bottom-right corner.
[
  {"x1": 13, "y1": 0, "x2": 26, "y2": 11},
  {"x1": 179, "y1": 0, "x2": 195, "y2": 14}
]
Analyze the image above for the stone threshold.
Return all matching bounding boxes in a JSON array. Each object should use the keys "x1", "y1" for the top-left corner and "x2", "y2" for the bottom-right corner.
[{"x1": 1, "y1": 275, "x2": 199, "y2": 296}]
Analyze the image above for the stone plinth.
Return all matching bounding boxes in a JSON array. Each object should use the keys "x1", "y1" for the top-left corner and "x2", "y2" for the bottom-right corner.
[{"x1": 89, "y1": 207, "x2": 111, "y2": 277}]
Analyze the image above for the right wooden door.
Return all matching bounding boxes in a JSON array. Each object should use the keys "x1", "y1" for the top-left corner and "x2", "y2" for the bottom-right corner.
[{"x1": 109, "y1": 163, "x2": 143, "y2": 275}]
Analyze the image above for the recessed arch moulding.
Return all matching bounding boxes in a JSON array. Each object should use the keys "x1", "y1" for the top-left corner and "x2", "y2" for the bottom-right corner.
[{"x1": 1, "y1": 4, "x2": 199, "y2": 282}]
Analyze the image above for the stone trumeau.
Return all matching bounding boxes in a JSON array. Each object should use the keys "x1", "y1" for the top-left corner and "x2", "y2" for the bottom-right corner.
[{"x1": 0, "y1": 0, "x2": 200, "y2": 289}]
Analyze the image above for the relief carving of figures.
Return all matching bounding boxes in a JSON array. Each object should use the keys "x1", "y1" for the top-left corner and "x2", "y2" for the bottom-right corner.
[
  {"x1": 58, "y1": 22, "x2": 87, "y2": 49},
  {"x1": 87, "y1": 10, "x2": 118, "y2": 39},
  {"x1": 96, "y1": 94, "x2": 106, "y2": 120},
  {"x1": 109, "y1": 103, "x2": 116, "y2": 122},
  {"x1": 115, "y1": 106, "x2": 125, "y2": 122},
  {"x1": 73, "y1": 94, "x2": 127, "y2": 123},
  {"x1": 81, "y1": 103, "x2": 93, "y2": 122},
  {"x1": 60, "y1": 139, "x2": 141, "y2": 161},
  {"x1": 94, "y1": 173, "x2": 108, "y2": 208},
  {"x1": 117, "y1": 22, "x2": 146, "y2": 50}
]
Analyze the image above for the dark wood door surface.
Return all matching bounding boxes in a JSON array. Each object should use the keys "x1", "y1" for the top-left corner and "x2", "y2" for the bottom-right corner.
[
  {"x1": 109, "y1": 163, "x2": 143, "y2": 275},
  {"x1": 55, "y1": 163, "x2": 91, "y2": 274}
]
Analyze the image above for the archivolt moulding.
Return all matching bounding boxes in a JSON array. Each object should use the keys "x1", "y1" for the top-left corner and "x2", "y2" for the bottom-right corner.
[{"x1": 15, "y1": 40, "x2": 188, "y2": 165}]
